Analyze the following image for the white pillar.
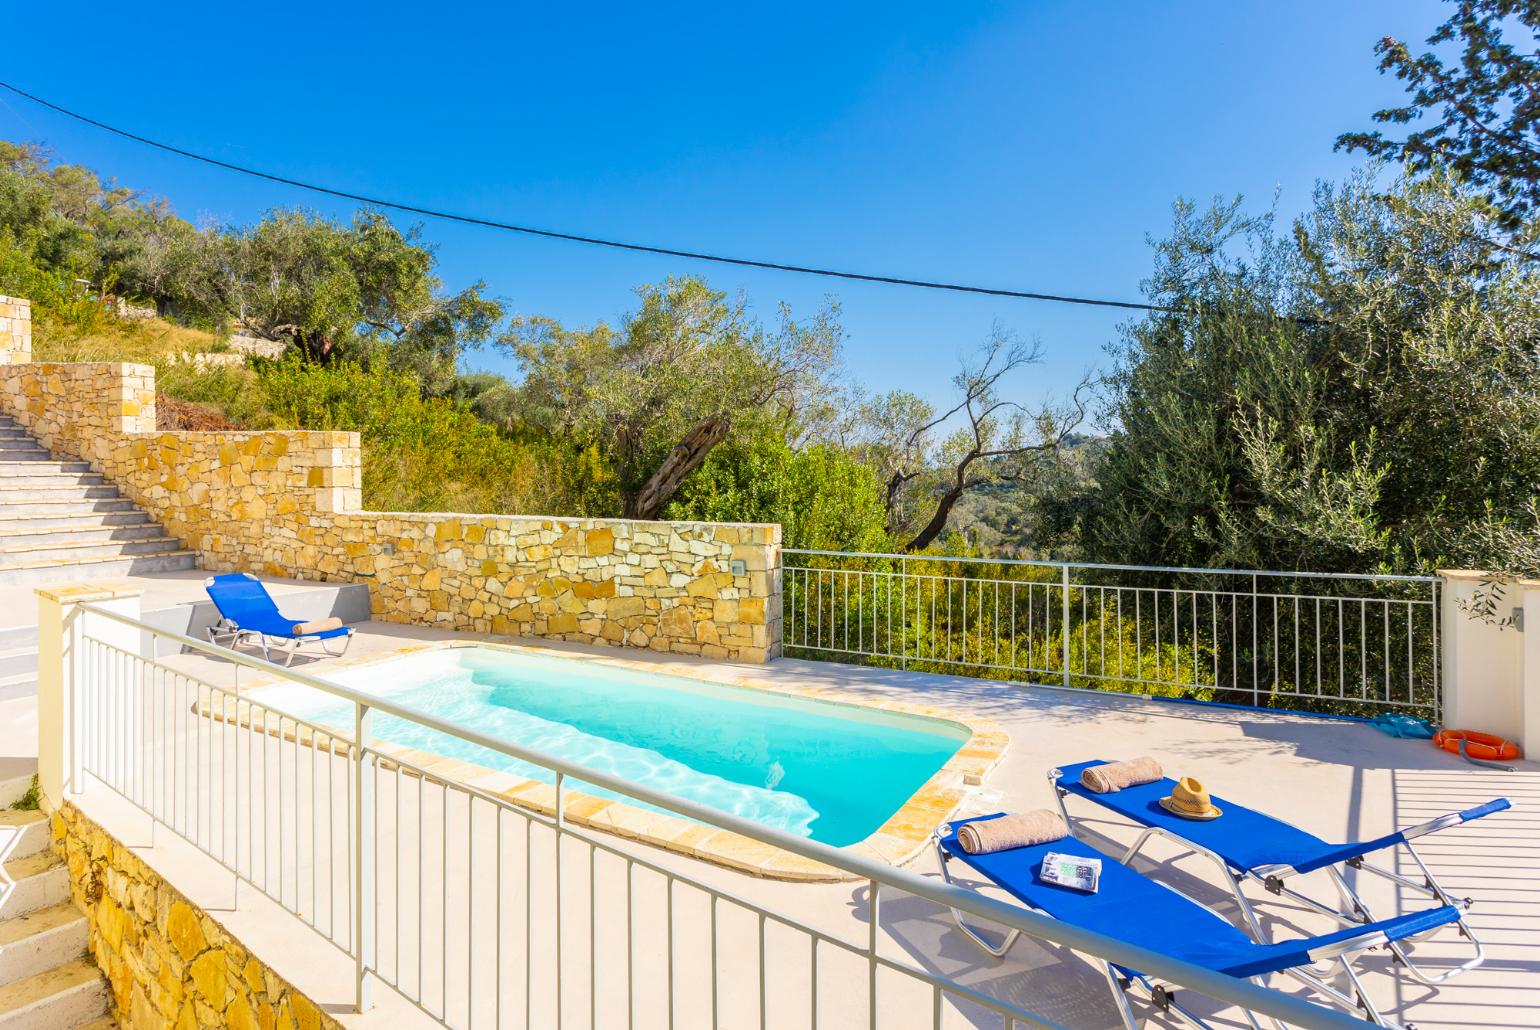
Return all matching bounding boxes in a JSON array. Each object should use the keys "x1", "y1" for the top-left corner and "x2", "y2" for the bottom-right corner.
[
  {"x1": 1523, "y1": 579, "x2": 1540, "y2": 753},
  {"x1": 36, "y1": 583, "x2": 143, "y2": 810}
]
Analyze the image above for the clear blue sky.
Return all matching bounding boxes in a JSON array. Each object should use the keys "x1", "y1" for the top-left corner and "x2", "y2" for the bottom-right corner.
[{"x1": 1, "y1": 2, "x2": 1444, "y2": 424}]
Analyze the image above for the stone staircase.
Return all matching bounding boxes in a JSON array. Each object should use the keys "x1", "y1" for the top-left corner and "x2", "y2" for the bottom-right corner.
[
  {"x1": 0, "y1": 774, "x2": 114, "y2": 1030},
  {"x1": 0, "y1": 415, "x2": 194, "y2": 586}
]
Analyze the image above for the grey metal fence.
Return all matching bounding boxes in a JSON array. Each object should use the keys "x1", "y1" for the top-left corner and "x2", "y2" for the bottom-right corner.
[{"x1": 782, "y1": 550, "x2": 1441, "y2": 718}]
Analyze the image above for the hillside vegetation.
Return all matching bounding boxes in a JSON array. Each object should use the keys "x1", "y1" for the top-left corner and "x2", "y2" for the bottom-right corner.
[{"x1": 3, "y1": 134, "x2": 1538, "y2": 575}]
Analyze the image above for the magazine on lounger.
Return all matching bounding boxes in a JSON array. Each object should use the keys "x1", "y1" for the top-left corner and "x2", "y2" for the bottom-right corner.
[{"x1": 1040, "y1": 852, "x2": 1101, "y2": 893}]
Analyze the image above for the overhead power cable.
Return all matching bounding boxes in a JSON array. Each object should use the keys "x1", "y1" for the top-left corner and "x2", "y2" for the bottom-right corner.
[{"x1": 0, "y1": 80, "x2": 1188, "y2": 314}]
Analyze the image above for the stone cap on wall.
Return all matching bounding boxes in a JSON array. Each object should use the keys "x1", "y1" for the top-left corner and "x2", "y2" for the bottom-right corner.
[{"x1": 34, "y1": 581, "x2": 145, "y2": 605}]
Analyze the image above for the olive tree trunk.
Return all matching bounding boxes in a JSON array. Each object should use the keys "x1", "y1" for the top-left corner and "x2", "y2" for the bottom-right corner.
[{"x1": 623, "y1": 413, "x2": 732, "y2": 520}]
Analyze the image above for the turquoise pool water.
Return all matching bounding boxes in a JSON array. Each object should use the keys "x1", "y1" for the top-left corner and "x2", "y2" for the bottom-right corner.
[{"x1": 254, "y1": 646, "x2": 968, "y2": 846}]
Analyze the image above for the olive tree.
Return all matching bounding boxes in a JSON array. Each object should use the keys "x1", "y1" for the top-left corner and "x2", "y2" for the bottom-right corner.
[
  {"x1": 509, "y1": 276, "x2": 841, "y2": 519},
  {"x1": 1089, "y1": 168, "x2": 1540, "y2": 576},
  {"x1": 858, "y1": 332, "x2": 1089, "y2": 552},
  {"x1": 1337, "y1": 0, "x2": 1540, "y2": 258}
]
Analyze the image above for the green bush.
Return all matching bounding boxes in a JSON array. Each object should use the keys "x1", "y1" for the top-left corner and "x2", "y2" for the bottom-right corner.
[
  {"x1": 255, "y1": 358, "x2": 580, "y2": 516},
  {"x1": 665, "y1": 434, "x2": 892, "y2": 550}
]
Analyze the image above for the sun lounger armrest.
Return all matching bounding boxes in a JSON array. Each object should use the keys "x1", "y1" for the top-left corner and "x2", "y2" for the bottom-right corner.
[
  {"x1": 1305, "y1": 904, "x2": 1461, "y2": 964},
  {"x1": 1305, "y1": 927, "x2": 1391, "y2": 963},
  {"x1": 1289, "y1": 798, "x2": 1510, "y2": 874},
  {"x1": 1402, "y1": 798, "x2": 1510, "y2": 841}
]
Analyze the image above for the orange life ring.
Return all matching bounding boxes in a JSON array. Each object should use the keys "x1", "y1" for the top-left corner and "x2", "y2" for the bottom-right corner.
[{"x1": 1433, "y1": 728, "x2": 1522, "y2": 763}]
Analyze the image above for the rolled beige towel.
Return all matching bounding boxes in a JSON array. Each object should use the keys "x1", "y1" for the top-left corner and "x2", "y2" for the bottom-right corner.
[
  {"x1": 1080, "y1": 757, "x2": 1163, "y2": 794},
  {"x1": 291, "y1": 617, "x2": 344, "y2": 636},
  {"x1": 956, "y1": 811, "x2": 1067, "y2": 855}
]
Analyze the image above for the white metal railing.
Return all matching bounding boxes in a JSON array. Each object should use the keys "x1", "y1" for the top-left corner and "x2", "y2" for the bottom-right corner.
[
  {"x1": 67, "y1": 603, "x2": 1374, "y2": 1030},
  {"x1": 783, "y1": 550, "x2": 1441, "y2": 718}
]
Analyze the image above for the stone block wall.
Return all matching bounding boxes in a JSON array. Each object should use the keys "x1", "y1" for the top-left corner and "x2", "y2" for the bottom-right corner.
[
  {"x1": 0, "y1": 295, "x2": 31, "y2": 363},
  {"x1": 0, "y1": 357, "x2": 782, "y2": 661},
  {"x1": 51, "y1": 802, "x2": 340, "y2": 1030}
]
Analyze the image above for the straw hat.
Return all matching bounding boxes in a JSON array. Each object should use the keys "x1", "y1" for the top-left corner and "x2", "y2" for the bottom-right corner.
[{"x1": 1158, "y1": 776, "x2": 1223, "y2": 821}]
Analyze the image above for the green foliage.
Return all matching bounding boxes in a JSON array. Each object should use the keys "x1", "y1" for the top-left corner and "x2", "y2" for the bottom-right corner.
[
  {"x1": 256, "y1": 358, "x2": 576, "y2": 515},
  {"x1": 854, "y1": 334, "x2": 1090, "y2": 552},
  {"x1": 1337, "y1": 0, "x2": 1540, "y2": 243},
  {"x1": 664, "y1": 434, "x2": 891, "y2": 551},
  {"x1": 0, "y1": 236, "x2": 115, "y2": 339},
  {"x1": 8, "y1": 774, "x2": 39, "y2": 811},
  {"x1": 510, "y1": 276, "x2": 841, "y2": 517},
  {"x1": 1089, "y1": 169, "x2": 1540, "y2": 577},
  {"x1": 0, "y1": 142, "x2": 505, "y2": 390},
  {"x1": 155, "y1": 361, "x2": 274, "y2": 427}
]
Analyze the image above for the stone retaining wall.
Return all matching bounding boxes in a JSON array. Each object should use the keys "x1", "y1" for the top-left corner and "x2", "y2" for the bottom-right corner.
[
  {"x1": 0, "y1": 295, "x2": 30, "y2": 363},
  {"x1": 0, "y1": 352, "x2": 781, "y2": 661},
  {"x1": 51, "y1": 801, "x2": 340, "y2": 1030}
]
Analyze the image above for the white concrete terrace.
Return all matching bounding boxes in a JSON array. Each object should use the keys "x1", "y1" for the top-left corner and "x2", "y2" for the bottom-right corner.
[{"x1": 45, "y1": 609, "x2": 1540, "y2": 1030}]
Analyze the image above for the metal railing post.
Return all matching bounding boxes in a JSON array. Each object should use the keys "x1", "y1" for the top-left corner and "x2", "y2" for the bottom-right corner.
[
  {"x1": 353, "y1": 700, "x2": 374, "y2": 1013},
  {"x1": 868, "y1": 879, "x2": 881, "y2": 1029},
  {"x1": 1060, "y1": 564, "x2": 1071, "y2": 687},
  {"x1": 1251, "y1": 574, "x2": 1260, "y2": 707},
  {"x1": 1429, "y1": 578, "x2": 1441, "y2": 718},
  {"x1": 555, "y1": 771, "x2": 565, "y2": 1030}
]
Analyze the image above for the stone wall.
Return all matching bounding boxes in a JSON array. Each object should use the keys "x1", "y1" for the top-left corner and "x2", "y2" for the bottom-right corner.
[
  {"x1": 0, "y1": 358, "x2": 781, "y2": 661},
  {"x1": 0, "y1": 294, "x2": 31, "y2": 363},
  {"x1": 51, "y1": 801, "x2": 340, "y2": 1030}
]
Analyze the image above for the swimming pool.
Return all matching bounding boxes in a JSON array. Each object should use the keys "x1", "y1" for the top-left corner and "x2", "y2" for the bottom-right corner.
[{"x1": 252, "y1": 646, "x2": 971, "y2": 847}]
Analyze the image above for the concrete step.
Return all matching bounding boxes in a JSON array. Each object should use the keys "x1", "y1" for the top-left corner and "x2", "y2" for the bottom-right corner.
[
  {"x1": 1, "y1": 855, "x2": 67, "y2": 920},
  {"x1": 0, "y1": 524, "x2": 164, "y2": 548},
  {"x1": 0, "y1": 904, "x2": 87, "y2": 989},
  {"x1": 0, "y1": 674, "x2": 34, "y2": 704},
  {"x1": 73, "y1": 1018, "x2": 117, "y2": 1030},
  {"x1": 0, "y1": 538, "x2": 186, "y2": 564},
  {"x1": 0, "y1": 463, "x2": 92, "y2": 476},
  {"x1": 0, "y1": 652, "x2": 30, "y2": 682},
  {"x1": 0, "y1": 474, "x2": 105, "y2": 489},
  {"x1": 0, "y1": 487, "x2": 121, "y2": 503},
  {"x1": 0, "y1": 812, "x2": 48, "y2": 863},
  {"x1": 0, "y1": 455, "x2": 53, "y2": 466},
  {"x1": 0, "y1": 551, "x2": 197, "y2": 585},
  {"x1": 0, "y1": 778, "x2": 32, "y2": 812},
  {"x1": 0, "y1": 958, "x2": 109, "y2": 1030},
  {"x1": 0, "y1": 501, "x2": 142, "y2": 521}
]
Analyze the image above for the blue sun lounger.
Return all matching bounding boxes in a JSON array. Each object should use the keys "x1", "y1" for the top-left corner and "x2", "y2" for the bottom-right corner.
[
  {"x1": 1051, "y1": 760, "x2": 1510, "y2": 985},
  {"x1": 936, "y1": 814, "x2": 1455, "y2": 1029},
  {"x1": 204, "y1": 573, "x2": 354, "y2": 665}
]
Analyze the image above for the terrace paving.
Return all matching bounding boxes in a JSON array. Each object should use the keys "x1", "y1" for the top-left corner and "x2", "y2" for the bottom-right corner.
[{"x1": 45, "y1": 620, "x2": 1540, "y2": 1028}]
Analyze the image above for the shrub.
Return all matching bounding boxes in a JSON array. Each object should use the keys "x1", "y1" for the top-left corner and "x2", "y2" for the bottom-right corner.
[{"x1": 665, "y1": 435, "x2": 892, "y2": 550}]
